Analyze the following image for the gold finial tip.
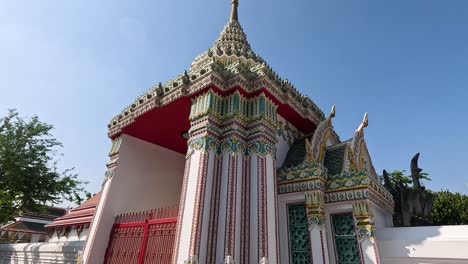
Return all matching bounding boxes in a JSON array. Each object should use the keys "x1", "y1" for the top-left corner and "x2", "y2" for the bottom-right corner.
[
  {"x1": 329, "y1": 104, "x2": 336, "y2": 118},
  {"x1": 356, "y1": 112, "x2": 369, "y2": 132},
  {"x1": 230, "y1": 0, "x2": 239, "y2": 22},
  {"x1": 362, "y1": 112, "x2": 369, "y2": 127}
]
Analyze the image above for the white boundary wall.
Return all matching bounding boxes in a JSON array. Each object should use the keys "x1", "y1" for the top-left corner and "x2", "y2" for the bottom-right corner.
[
  {"x1": 0, "y1": 241, "x2": 84, "y2": 264},
  {"x1": 378, "y1": 225, "x2": 468, "y2": 264}
]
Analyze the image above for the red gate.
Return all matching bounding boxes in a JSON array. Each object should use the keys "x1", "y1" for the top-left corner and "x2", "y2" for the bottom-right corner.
[{"x1": 104, "y1": 207, "x2": 178, "y2": 264}]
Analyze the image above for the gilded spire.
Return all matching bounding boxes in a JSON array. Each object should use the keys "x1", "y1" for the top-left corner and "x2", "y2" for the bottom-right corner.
[{"x1": 230, "y1": 0, "x2": 239, "y2": 22}]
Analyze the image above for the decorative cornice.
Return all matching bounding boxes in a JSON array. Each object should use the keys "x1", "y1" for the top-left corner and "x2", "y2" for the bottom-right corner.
[
  {"x1": 277, "y1": 162, "x2": 327, "y2": 183},
  {"x1": 108, "y1": 66, "x2": 325, "y2": 138}
]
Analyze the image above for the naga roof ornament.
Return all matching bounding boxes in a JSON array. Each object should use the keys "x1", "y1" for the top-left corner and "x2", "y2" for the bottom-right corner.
[{"x1": 356, "y1": 112, "x2": 369, "y2": 133}]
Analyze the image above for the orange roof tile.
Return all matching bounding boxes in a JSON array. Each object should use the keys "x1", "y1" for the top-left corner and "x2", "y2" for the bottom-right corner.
[{"x1": 45, "y1": 191, "x2": 102, "y2": 228}]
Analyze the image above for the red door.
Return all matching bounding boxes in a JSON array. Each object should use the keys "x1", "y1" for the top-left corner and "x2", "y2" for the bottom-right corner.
[{"x1": 104, "y1": 207, "x2": 178, "y2": 264}]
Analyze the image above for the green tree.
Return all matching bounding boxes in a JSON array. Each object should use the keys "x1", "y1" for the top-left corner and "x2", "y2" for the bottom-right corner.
[
  {"x1": 0, "y1": 110, "x2": 88, "y2": 224},
  {"x1": 382, "y1": 169, "x2": 431, "y2": 189},
  {"x1": 430, "y1": 190, "x2": 468, "y2": 225},
  {"x1": 382, "y1": 170, "x2": 412, "y2": 188},
  {"x1": 383, "y1": 169, "x2": 468, "y2": 225}
]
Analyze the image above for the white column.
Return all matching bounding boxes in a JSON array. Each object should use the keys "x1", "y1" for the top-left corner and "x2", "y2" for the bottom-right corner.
[
  {"x1": 249, "y1": 152, "x2": 279, "y2": 263},
  {"x1": 214, "y1": 151, "x2": 230, "y2": 263},
  {"x1": 249, "y1": 154, "x2": 259, "y2": 264},
  {"x1": 174, "y1": 150, "x2": 214, "y2": 263},
  {"x1": 197, "y1": 151, "x2": 218, "y2": 263},
  {"x1": 353, "y1": 201, "x2": 381, "y2": 264},
  {"x1": 82, "y1": 172, "x2": 114, "y2": 263},
  {"x1": 265, "y1": 154, "x2": 279, "y2": 264},
  {"x1": 204, "y1": 154, "x2": 223, "y2": 263},
  {"x1": 305, "y1": 191, "x2": 330, "y2": 264},
  {"x1": 216, "y1": 152, "x2": 244, "y2": 263},
  {"x1": 82, "y1": 136, "x2": 121, "y2": 264}
]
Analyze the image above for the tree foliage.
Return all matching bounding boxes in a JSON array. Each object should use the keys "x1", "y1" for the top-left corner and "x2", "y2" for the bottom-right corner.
[
  {"x1": 430, "y1": 190, "x2": 468, "y2": 225},
  {"x1": 382, "y1": 169, "x2": 468, "y2": 225},
  {"x1": 0, "y1": 110, "x2": 88, "y2": 224},
  {"x1": 382, "y1": 169, "x2": 431, "y2": 189}
]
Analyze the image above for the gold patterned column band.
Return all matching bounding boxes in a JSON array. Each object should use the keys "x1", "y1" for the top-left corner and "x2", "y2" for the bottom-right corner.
[
  {"x1": 305, "y1": 191, "x2": 326, "y2": 230},
  {"x1": 352, "y1": 201, "x2": 375, "y2": 242}
]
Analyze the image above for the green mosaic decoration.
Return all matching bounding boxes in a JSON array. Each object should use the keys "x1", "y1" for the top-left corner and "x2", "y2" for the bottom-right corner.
[
  {"x1": 287, "y1": 204, "x2": 311, "y2": 264},
  {"x1": 332, "y1": 214, "x2": 361, "y2": 264}
]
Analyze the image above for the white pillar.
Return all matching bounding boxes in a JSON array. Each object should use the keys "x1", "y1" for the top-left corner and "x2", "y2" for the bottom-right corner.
[
  {"x1": 174, "y1": 90, "x2": 279, "y2": 263},
  {"x1": 174, "y1": 149, "x2": 215, "y2": 263},
  {"x1": 82, "y1": 137, "x2": 121, "y2": 264},
  {"x1": 305, "y1": 191, "x2": 330, "y2": 264},
  {"x1": 353, "y1": 201, "x2": 381, "y2": 264},
  {"x1": 249, "y1": 152, "x2": 279, "y2": 263}
]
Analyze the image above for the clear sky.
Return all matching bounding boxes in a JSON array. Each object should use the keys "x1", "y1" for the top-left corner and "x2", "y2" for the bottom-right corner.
[{"x1": 1, "y1": 0, "x2": 467, "y2": 207}]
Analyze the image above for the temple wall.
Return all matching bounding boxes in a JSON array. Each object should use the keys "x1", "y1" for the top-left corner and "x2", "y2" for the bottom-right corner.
[
  {"x1": 107, "y1": 134, "x2": 185, "y2": 211},
  {"x1": 378, "y1": 225, "x2": 468, "y2": 264},
  {"x1": 30, "y1": 233, "x2": 41, "y2": 243},
  {"x1": 82, "y1": 134, "x2": 185, "y2": 263},
  {"x1": 371, "y1": 203, "x2": 393, "y2": 228},
  {"x1": 0, "y1": 241, "x2": 84, "y2": 264}
]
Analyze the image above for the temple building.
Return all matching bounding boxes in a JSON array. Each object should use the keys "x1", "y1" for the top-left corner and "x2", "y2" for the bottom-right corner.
[
  {"x1": 82, "y1": 1, "x2": 394, "y2": 263},
  {"x1": 46, "y1": 192, "x2": 101, "y2": 243},
  {"x1": 0, "y1": 207, "x2": 66, "y2": 244}
]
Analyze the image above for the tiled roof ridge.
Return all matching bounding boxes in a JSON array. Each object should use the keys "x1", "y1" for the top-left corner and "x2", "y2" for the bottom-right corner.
[{"x1": 45, "y1": 192, "x2": 101, "y2": 228}]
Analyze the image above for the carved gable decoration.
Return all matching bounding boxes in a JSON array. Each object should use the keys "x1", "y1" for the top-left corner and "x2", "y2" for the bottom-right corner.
[
  {"x1": 349, "y1": 113, "x2": 378, "y2": 179},
  {"x1": 305, "y1": 105, "x2": 336, "y2": 164}
]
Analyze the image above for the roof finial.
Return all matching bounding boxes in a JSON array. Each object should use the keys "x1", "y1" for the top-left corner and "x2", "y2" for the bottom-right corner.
[
  {"x1": 230, "y1": 0, "x2": 239, "y2": 22},
  {"x1": 356, "y1": 112, "x2": 369, "y2": 132}
]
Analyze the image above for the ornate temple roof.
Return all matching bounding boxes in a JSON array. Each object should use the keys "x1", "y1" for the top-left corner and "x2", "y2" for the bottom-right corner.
[
  {"x1": 0, "y1": 207, "x2": 66, "y2": 236},
  {"x1": 281, "y1": 135, "x2": 348, "y2": 175},
  {"x1": 281, "y1": 134, "x2": 313, "y2": 168},
  {"x1": 323, "y1": 141, "x2": 348, "y2": 176},
  {"x1": 191, "y1": 1, "x2": 258, "y2": 71},
  {"x1": 276, "y1": 113, "x2": 394, "y2": 213},
  {"x1": 45, "y1": 192, "x2": 101, "y2": 229},
  {"x1": 1, "y1": 221, "x2": 49, "y2": 235},
  {"x1": 107, "y1": 0, "x2": 329, "y2": 140}
]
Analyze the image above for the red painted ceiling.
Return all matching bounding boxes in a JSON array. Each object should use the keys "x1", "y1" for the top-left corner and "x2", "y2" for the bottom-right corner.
[{"x1": 121, "y1": 86, "x2": 317, "y2": 154}]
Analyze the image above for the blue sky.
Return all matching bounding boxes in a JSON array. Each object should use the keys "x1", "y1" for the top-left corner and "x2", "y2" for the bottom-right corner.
[{"x1": 1, "y1": 0, "x2": 467, "y2": 207}]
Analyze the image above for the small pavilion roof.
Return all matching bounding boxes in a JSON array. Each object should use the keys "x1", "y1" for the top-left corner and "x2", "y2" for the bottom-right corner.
[
  {"x1": 1, "y1": 221, "x2": 48, "y2": 235},
  {"x1": 45, "y1": 192, "x2": 101, "y2": 229}
]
